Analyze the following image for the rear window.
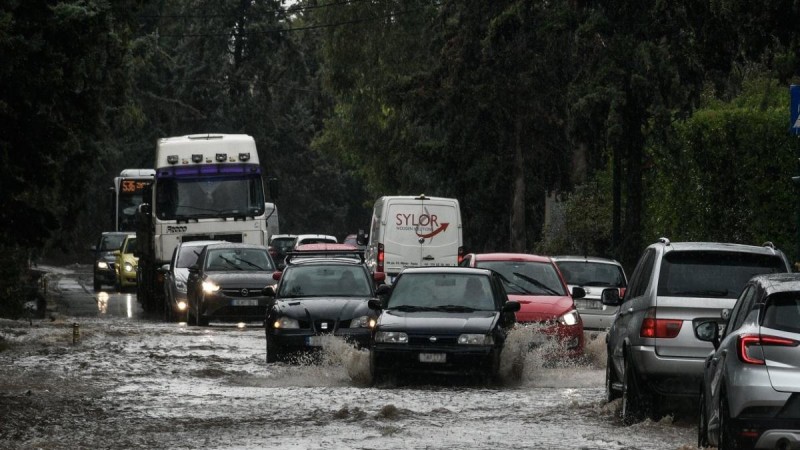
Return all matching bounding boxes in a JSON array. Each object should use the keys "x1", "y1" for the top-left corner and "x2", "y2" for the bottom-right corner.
[
  {"x1": 762, "y1": 293, "x2": 800, "y2": 334},
  {"x1": 657, "y1": 251, "x2": 786, "y2": 299},
  {"x1": 556, "y1": 261, "x2": 626, "y2": 287},
  {"x1": 278, "y1": 265, "x2": 371, "y2": 297}
]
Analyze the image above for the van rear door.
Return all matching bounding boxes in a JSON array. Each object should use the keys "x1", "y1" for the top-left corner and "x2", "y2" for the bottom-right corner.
[{"x1": 384, "y1": 197, "x2": 461, "y2": 273}]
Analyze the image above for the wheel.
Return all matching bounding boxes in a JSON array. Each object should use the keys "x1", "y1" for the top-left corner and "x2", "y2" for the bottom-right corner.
[
  {"x1": 719, "y1": 391, "x2": 738, "y2": 449},
  {"x1": 606, "y1": 353, "x2": 621, "y2": 402},
  {"x1": 266, "y1": 334, "x2": 281, "y2": 363},
  {"x1": 698, "y1": 385, "x2": 709, "y2": 448},
  {"x1": 621, "y1": 356, "x2": 646, "y2": 425}
]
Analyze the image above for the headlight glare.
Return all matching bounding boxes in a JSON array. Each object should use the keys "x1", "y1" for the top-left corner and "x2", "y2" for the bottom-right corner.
[
  {"x1": 559, "y1": 309, "x2": 580, "y2": 326},
  {"x1": 202, "y1": 281, "x2": 220, "y2": 293},
  {"x1": 458, "y1": 334, "x2": 494, "y2": 345},
  {"x1": 273, "y1": 317, "x2": 299, "y2": 329},
  {"x1": 97, "y1": 261, "x2": 108, "y2": 270},
  {"x1": 124, "y1": 263, "x2": 134, "y2": 272},
  {"x1": 375, "y1": 331, "x2": 408, "y2": 344}
]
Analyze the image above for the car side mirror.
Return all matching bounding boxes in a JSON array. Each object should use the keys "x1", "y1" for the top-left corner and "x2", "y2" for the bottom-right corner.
[
  {"x1": 694, "y1": 320, "x2": 721, "y2": 349},
  {"x1": 571, "y1": 286, "x2": 586, "y2": 299},
  {"x1": 367, "y1": 299, "x2": 383, "y2": 311},
  {"x1": 357, "y1": 229, "x2": 368, "y2": 246},
  {"x1": 503, "y1": 301, "x2": 521, "y2": 313},
  {"x1": 158, "y1": 264, "x2": 170, "y2": 274},
  {"x1": 262, "y1": 285, "x2": 276, "y2": 297},
  {"x1": 601, "y1": 288, "x2": 621, "y2": 306}
]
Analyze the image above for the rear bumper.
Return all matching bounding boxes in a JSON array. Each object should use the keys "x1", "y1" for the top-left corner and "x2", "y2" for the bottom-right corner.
[
  {"x1": 629, "y1": 345, "x2": 704, "y2": 396},
  {"x1": 755, "y1": 429, "x2": 800, "y2": 450},
  {"x1": 580, "y1": 312, "x2": 617, "y2": 331}
]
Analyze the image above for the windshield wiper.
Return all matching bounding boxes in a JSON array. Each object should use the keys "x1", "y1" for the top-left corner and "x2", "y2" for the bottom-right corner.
[
  {"x1": 218, "y1": 255, "x2": 243, "y2": 270},
  {"x1": 391, "y1": 305, "x2": 437, "y2": 312},
  {"x1": 233, "y1": 257, "x2": 264, "y2": 270},
  {"x1": 434, "y1": 304, "x2": 479, "y2": 312},
  {"x1": 512, "y1": 272, "x2": 561, "y2": 295},
  {"x1": 494, "y1": 272, "x2": 534, "y2": 294}
]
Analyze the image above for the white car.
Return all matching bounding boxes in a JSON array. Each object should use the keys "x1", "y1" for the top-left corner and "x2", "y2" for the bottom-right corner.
[
  {"x1": 551, "y1": 256, "x2": 627, "y2": 331},
  {"x1": 162, "y1": 240, "x2": 223, "y2": 322}
]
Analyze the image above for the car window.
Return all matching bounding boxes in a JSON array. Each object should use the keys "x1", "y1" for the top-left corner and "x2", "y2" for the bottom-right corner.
[
  {"x1": 556, "y1": 261, "x2": 626, "y2": 287},
  {"x1": 272, "y1": 238, "x2": 296, "y2": 252},
  {"x1": 177, "y1": 246, "x2": 204, "y2": 268},
  {"x1": 723, "y1": 285, "x2": 755, "y2": 339},
  {"x1": 100, "y1": 235, "x2": 126, "y2": 251},
  {"x1": 121, "y1": 238, "x2": 136, "y2": 253},
  {"x1": 657, "y1": 251, "x2": 786, "y2": 299},
  {"x1": 762, "y1": 292, "x2": 800, "y2": 334},
  {"x1": 278, "y1": 265, "x2": 371, "y2": 297},
  {"x1": 388, "y1": 273, "x2": 496, "y2": 310},
  {"x1": 626, "y1": 249, "x2": 656, "y2": 301},
  {"x1": 475, "y1": 261, "x2": 565, "y2": 296},
  {"x1": 205, "y1": 248, "x2": 273, "y2": 271}
]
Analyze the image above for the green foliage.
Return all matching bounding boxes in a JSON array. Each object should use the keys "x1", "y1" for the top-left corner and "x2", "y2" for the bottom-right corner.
[{"x1": 646, "y1": 77, "x2": 800, "y2": 261}]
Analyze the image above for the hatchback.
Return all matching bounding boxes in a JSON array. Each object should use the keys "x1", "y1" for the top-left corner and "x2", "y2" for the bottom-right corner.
[
  {"x1": 552, "y1": 256, "x2": 627, "y2": 331},
  {"x1": 696, "y1": 273, "x2": 800, "y2": 449}
]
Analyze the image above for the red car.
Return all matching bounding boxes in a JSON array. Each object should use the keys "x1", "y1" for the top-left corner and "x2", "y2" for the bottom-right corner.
[{"x1": 461, "y1": 253, "x2": 586, "y2": 358}]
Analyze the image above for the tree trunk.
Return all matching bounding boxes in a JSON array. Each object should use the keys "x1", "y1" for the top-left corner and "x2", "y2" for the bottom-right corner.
[{"x1": 510, "y1": 115, "x2": 526, "y2": 252}]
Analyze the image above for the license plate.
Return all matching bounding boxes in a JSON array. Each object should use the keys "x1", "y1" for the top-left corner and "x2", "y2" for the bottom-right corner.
[
  {"x1": 575, "y1": 299, "x2": 601, "y2": 310},
  {"x1": 419, "y1": 353, "x2": 446, "y2": 363},
  {"x1": 231, "y1": 299, "x2": 258, "y2": 306},
  {"x1": 306, "y1": 336, "x2": 324, "y2": 347}
]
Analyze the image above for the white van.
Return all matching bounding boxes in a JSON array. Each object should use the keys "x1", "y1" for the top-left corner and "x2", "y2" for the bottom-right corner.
[{"x1": 362, "y1": 195, "x2": 463, "y2": 281}]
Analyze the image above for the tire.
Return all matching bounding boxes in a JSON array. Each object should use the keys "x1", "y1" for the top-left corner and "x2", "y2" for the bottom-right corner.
[
  {"x1": 698, "y1": 386, "x2": 709, "y2": 448},
  {"x1": 266, "y1": 334, "x2": 281, "y2": 363},
  {"x1": 621, "y1": 357, "x2": 645, "y2": 425},
  {"x1": 606, "y1": 353, "x2": 621, "y2": 402},
  {"x1": 719, "y1": 391, "x2": 738, "y2": 450}
]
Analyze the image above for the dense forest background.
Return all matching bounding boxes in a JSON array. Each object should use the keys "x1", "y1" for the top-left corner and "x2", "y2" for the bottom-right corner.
[{"x1": 3, "y1": 0, "x2": 800, "y2": 317}]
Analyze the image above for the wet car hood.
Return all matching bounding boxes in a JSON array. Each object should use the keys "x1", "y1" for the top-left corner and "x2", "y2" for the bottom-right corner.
[
  {"x1": 275, "y1": 297, "x2": 373, "y2": 321},
  {"x1": 204, "y1": 272, "x2": 277, "y2": 289},
  {"x1": 378, "y1": 310, "x2": 499, "y2": 334},
  {"x1": 508, "y1": 294, "x2": 573, "y2": 322}
]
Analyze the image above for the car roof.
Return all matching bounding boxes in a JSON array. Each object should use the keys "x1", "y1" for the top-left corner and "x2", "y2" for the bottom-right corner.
[
  {"x1": 179, "y1": 240, "x2": 225, "y2": 248},
  {"x1": 287, "y1": 258, "x2": 366, "y2": 268},
  {"x1": 295, "y1": 234, "x2": 337, "y2": 240},
  {"x1": 469, "y1": 253, "x2": 553, "y2": 263},
  {"x1": 751, "y1": 272, "x2": 800, "y2": 295},
  {"x1": 400, "y1": 266, "x2": 493, "y2": 276},
  {"x1": 551, "y1": 255, "x2": 622, "y2": 265},
  {"x1": 270, "y1": 234, "x2": 296, "y2": 240},
  {"x1": 652, "y1": 238, "x2": 784, "y2": 256},
  {"x1": 295, "y1": 243, "x2": 358, "y2": 252},
  {"x1": 203, "y1": 243, "x2": 269, "y2": 251},
  {"x1": 101, "y1": 231, "x2": 132, "y2": 237}
]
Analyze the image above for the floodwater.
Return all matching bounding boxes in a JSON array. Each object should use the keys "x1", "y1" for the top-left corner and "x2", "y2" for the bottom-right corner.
[{"x1": 0, "y1": 266, "x2": 701, "y2": 449}]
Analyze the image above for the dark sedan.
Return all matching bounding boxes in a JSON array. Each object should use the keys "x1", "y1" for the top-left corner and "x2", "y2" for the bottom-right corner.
[
  {"x1": 368, "y1": 267, "x2": 520, "y2": 383},
  {"x1": 186, "y1": 243, "x2": 277, "y2": 326},
  {"x1": 264, "y1": 257, "x2": 385, "y2": 363}
]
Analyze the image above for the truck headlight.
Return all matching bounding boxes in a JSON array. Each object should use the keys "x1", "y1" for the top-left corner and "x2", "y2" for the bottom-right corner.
[
  {"x1": 458, "y1": 334, "x2": 494, "y2": 345},
  {"x1": 374, "y1": 331, "x2": 408, "y2": 344},
  {"x1": 273, "y1": 317, "x2": 299, "y2": 329},
  {"x1": 202, "y1": 281, "x2": 220, "y2": 293},
  {"x1": 559, "y1": 309, "x2": 580, "y2": 326}
]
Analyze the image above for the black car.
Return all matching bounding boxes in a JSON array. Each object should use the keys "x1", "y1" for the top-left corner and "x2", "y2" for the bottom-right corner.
[
  {"x1": 264, "y1": 254, "x2": 386, "y2": 363},
  {"x1": 368, "y1": 267, "x2": 520, "y2": 383},
  {"x1": 91, "y1": 231, "x2": 131, "y2": 291},
  {"x1": 186, "y1": 243, "x2": 277, "y2": 326}
]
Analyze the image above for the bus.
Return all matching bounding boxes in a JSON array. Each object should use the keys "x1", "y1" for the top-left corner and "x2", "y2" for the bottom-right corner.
[{"x1": 112, "y1": 169, "x2": 155, "y2": 231}]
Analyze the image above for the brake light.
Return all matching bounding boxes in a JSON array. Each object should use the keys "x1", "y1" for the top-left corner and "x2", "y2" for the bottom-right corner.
[
  {"x1": 457, "y1": 246, "x2": 464, "y2": 264},
  {"x1": 377, "y1": 243, "x2": 384, "y2": 273},
  {"x1": 738, "y1": 334, "x2": 799, "y2": 365},
  {"x1": 640, "y1": 308, "x2": 682, "y2": 338},
  {"x1": 618, "y1": 287, "x2": 626, "y2": 298}
]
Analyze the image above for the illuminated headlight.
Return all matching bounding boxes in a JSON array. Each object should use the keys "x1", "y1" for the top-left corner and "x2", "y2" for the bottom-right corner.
[
  {"x1": 458, "y1": 334, "x2": 494, "y2": 345},
  {"x1": 559, "y1": 309, "x2": 581, "y2": 326},
  {"x1": 124, "y1": 263, "x2": 134, "y2": 273},
  {"x1": 273, "y1": 317, "x2": 299, "y2": 329},
  {"x1": 202, "y1": 281, "x2": 220, "y2": 293},
  {"x1": 97, "y1": 261, "x2": 109, "y2": 270},
  {"x1": 177, "y1": 301, "x2": 187, "y2": 311},
  {"x1": 350, "y1": 316, "x2": 372, "y2": 328},
  {"x1": 374, "y1": 331, "x2": 408, "y2": 344}
]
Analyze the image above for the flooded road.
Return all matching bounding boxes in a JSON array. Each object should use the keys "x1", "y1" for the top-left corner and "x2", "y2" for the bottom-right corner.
[{"x1": 0, "y1": 266, "x2": 701, "y2": 449}]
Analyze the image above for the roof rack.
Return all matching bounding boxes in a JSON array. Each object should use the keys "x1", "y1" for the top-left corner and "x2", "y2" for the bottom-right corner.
[
  {"x1": 763, "y1": 241, "x2": 776, "y2": 250},
  {"x1": 658, "y1": 237, "x2": 671, "y2": 246},
  {"x1": 284, "y1": 250, "x2": 365, "y2": 265}
]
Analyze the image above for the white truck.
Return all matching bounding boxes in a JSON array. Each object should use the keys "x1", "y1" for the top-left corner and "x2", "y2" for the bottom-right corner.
[
  {"x1": 136, "y1": 134, "x2": 277, "y2": 313},
  {"x1": 361, "y1": 195, "x2": 463, "y2": 282}
]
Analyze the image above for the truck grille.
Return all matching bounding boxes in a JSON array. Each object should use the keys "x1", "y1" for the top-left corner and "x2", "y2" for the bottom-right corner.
[{"x1": 183, "y1": 234, "x2": 243, "y2": 243}]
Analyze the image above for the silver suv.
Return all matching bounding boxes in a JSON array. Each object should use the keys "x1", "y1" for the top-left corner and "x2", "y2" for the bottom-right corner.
[
  {"x1": 695, "y1": 273, "x2": 800, "y2": 449},
  {"x1": 552, "y1": 256, "x2": 627, "y2": 331},
  {"x1": 603, "y1": 238, "x2": 791, "y2": 424}
]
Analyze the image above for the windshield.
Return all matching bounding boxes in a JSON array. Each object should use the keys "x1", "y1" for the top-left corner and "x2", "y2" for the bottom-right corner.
[
  {"x1": 476, "y1": 261, "x2": 566, "y2": 296},
  {"x1": 121, "y1": 238, "x2": 137, "y2": 254},
  {"x1": 205, "y1": 248, "x2": 273, "y2": 272},
  {"x1": 117, "y1": 192, "x2": 145, "y2": 231},
  {"x1": 657, "y1": 251, "x2": 786, "y2": 298},
  {"x1": 388, "y1": 273, "x2": 496, "y2": 311},
  {"x1": 177, "y1": 246, "x2": 205, "y2": 268},
  {"x1": 556, "y1": 261, "x2": 626, "y2": 287},
  {"x1": 99, "y1": 235, "x2": 126, "y2": 252},
  {"x1": 278, "y1": 265, "x2": 372, "y2": 297},
  {"x1": 271, "y1": 238, "x2": 296, "y2": 253},
  {"x1": 155, "y1": 174, "x2": 265, "y2": 220}
]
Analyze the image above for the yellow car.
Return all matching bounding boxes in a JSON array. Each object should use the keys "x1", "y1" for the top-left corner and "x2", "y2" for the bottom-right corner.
[{"x1": 115, "y1": 234, "x2": 138, "y2": 291}]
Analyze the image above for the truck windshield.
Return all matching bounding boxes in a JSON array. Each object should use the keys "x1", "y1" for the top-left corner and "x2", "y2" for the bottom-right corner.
[{"x1": 155, "y1": 174, "x2": 265, "y2": 220}]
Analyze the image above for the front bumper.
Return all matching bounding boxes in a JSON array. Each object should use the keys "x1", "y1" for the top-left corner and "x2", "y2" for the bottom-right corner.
[
  {"x1": 94, "y1": 266, "x2": 116, "y2": 285},
  {"x1": 518, "y1": 321, "x2": 584, "y2": 358},
  {"x1": 269, "y1": 328, "x2": 372, "y2": 351},
  {"x1": 371, "y1": 344, "x2": 497, "y2": 376},
  {"x1": 200, "y1": 295, "x2": 270, "y2": 323}
]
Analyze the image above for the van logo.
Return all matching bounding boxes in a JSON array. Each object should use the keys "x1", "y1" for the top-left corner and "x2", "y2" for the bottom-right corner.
[
  {"x1": 429, "y1": 336, "x2": 437, "y2": 342},
  {"x1": 416, "y1": 223, "x2": 449, "y2": 239}
]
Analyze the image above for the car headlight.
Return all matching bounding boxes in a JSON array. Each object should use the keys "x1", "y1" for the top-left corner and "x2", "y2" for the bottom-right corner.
[
  {"x1": 177, "y1": 301, "x2": 187, "y2": 311},
  {"x1": 273, "y1": 317, "x2": 299, "y2": 329},
  {"x1": 124, "y1": 262, "x2": 134, "y2": 273},
  {"x1": 559, "y1": 309, "x2": 581, "y2": 326},
  {"x1": 374, "y1": 331, "x2": 408, "y2": 344},
  {"x1": 458, "y1": 334, "x2": 494, "y2": 345},
  {"x1": 97, "y1": 261, "x2": 108, "y2": 270},
  {"x1": 350, "y1": 316, "x2": 374, "y2": 328},
  {"x1": 202, "y1": 281, "x2": 220, "y2": 293}
]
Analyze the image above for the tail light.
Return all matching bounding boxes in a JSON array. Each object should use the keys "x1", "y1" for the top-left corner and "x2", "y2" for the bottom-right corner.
[
  {"x1": 618, "y1": 287, "x2": 627, "y2": 298},
  {"x1": 640, "y1": 308, "x2": 682, "y2": 338},
  {"x1": 737, "y1": 334, "x2": 799, "y2": 365},
  {"x1": 457, "y1": 246, "x2": 464, "y2": 265},
  {"x1": 377, "y1": 243, "x2": 384, "y2": 273}
]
